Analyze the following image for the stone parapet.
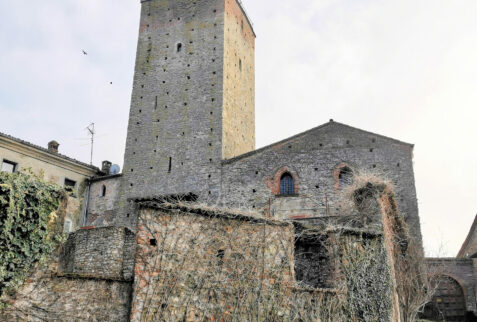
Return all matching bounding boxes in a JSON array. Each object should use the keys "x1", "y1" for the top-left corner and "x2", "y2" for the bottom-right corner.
[{"x1": 59, "y1": 226, "x2": 135, "y2": 281}]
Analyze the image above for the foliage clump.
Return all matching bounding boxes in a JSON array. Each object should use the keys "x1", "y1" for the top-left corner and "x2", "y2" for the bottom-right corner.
[{"x1": 0, "y1": 171, "x2": 66, "y2": 303}]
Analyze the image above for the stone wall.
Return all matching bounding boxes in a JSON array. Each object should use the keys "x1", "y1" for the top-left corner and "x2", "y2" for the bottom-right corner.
[
  {"x1": 458, "y1": 214, "x2": 477, "y2": 258},
  {"x1": 222, "y1": 0, "x2": 255, "y2": 159},
  {"x1": 423, "y1": 258, "x2": 477, "y2": 319},
  {"x1": 59, "y1": 226, "x2": 135, "y2": 281},
  {"x1": 130, "y1": 202, "x2": 397, "y2": 321},
  {"x1": 220, "y1": 121, "x2": 422, "y2": 241},
  {"x1": 117, "y1": 0, "x2": 230, "y2": 229},
  {"x1": 131, "y1": 204, "x2": 295, "y2": 321},
  {"x1": 0, "y1": 251, "x2": 132, "y2": 322},
  {"x1": 85, "y1": 174, "x2": 122, "y2": 227}
]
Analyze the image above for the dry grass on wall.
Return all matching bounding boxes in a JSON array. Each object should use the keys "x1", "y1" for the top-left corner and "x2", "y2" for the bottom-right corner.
[{"x1": 130, "y1": 202, "x2": 395, "y2": 322}]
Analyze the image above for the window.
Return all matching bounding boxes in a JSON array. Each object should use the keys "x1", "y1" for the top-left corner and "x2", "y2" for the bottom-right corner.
[
  {"x1": 101, "y1": 185, "x2": 107, "y2": 197},
  {"x1": 217, "y1": 249, "x2": 225, "y2": 266},
  {"x1": 177, "y1": 43, "x2": 182, "y2": 52},
  {"x1": 239, "y1": 59, "x2": 242, "y2": 71},
  {"x1": 280, "y1": 173, "x2": 294, "y2": 195},
  {"x1": 64, "y1": 178, "x2": 76, "y2": 194},
  {"x1": 64, "y1": 219, "x2": 72, "y2": 233},
  {"x1": 338, "y1": 167, "x2": 353, "y2": 187},
  {"x1": 295, "y1": 236, "x2": 331, "y2": 288},
  {"x1": 1, "y1": 160, "x2": 17, "y2": 173}
]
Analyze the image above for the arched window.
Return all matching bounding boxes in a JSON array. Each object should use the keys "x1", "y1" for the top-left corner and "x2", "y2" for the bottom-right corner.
[
  {"x1": 280, "y1": 173, "x2": 294, "y2": 195},
  {"x1": 177, "y1": 43, "x2": 182, "y2": 52},
  {"x1": 339, "y1": 167, "x2": 353, "y2": 187},
  {"x1": 101, "y1": 185, "x2": 106, "y2": 197}
]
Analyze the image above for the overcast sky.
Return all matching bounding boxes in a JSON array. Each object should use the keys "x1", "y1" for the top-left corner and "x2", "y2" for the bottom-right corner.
[{"x1": 1, "y1": 0, "x2": 476, "y2": 256}]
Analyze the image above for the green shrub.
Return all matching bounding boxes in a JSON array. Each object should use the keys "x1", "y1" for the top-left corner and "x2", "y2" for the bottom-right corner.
[{"x1": 0, "y1": 171, "x2": 66, "y2": 305}]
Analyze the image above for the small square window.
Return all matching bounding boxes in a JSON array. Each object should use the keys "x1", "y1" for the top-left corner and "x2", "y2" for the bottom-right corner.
[
  {"x1": 64, "y1": 178, "x2": 77, "y2": 194},
  {"x1": 1, "y1": 160, "x2": 17, "y2": 173}
]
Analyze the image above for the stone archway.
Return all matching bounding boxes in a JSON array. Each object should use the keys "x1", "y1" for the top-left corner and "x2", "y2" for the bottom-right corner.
[{"x1": 422, "y1": 275, "x2": 467, "y2": 321}]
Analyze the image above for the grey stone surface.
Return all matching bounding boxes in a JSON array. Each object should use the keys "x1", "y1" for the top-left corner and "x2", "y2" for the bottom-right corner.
[
  {"x1": 59, "y1": 226, "x2": 135, "y2": 281},
  {"x1": 86, "y1": 174, "x2": 121, "y2": 226},
  {"x1": 116, "y1": 0, "x2": 227, "y2": 229},
  {"x1": 220, "y1": 121, "x2": 422, "y2": 241},
  {"x1": 426, "y1": 258, "x2": 477, "y2": 314},
  {"x1": 83, "y1": 0, "x2": 423, "y2": 247}
]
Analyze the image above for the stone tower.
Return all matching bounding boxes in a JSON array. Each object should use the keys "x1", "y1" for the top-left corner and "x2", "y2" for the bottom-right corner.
[{"x1": 117, "y1": 0, "x2": 255, "y2": 225}]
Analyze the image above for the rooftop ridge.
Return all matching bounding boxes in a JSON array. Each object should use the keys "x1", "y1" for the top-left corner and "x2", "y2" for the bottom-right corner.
[
  {"x1": 0, "y1": 132, "x2": 100, "y2": 172},
  {"x1": 235, "y1": 0, "x2": 256, "y2": 37},
  {"x1": 222, "y1": 120, "x2": 414, "y2": 164},
  {"x1": 457, "y1": 214, "x2": 477, "y2": 258}
]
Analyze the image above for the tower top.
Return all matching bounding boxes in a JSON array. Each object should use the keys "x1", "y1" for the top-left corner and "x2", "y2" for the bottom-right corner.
[{"x1": 140, "y1": 0, "x2": 256, "y2": 37}]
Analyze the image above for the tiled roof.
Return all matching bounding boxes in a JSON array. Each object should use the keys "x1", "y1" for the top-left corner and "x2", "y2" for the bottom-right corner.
[{"x1": 0, "y1": 131, "x2": 100, "y2": 172}]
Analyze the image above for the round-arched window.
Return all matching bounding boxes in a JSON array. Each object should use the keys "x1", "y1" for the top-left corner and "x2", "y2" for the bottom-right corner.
[
  {"x1": 280, "y1": 173, "x2": 295, "y2": 195},
  {"x1": 339, "y1": 167, "x2": 353, "y2": 187}
]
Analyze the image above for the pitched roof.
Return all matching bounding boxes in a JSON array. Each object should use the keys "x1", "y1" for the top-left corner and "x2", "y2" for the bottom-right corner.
[
  {"x1": 457, "y1": 214, "x2": 477, "y2": 258},
  {"x1": 223, "y1": 120, "x2": 414, "y2": 164},
  {"x1": 235, "y1": 0, "x2": 256, "y2": 37},
  {"x1": 0, "y1": 131, "x2": 100, "y2": 172}
]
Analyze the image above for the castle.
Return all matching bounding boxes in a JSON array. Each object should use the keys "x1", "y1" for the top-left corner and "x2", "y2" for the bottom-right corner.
[
  {"x1": 85, "y1": 0, "x2": 421, "y2": 243},
  {"x1": 1, "y1": 1, "x2": 435, "y2": 321}
]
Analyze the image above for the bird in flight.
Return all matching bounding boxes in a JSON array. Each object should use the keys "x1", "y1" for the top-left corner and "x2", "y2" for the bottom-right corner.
[
  {"x1": 82, "y1": 50, "x2": 88, "y2": 55},
  {"x1": 110, "y1": 82, "x2": 113, "y2": 85}
]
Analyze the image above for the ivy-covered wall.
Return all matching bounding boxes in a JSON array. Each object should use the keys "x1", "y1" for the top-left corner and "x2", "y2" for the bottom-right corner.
[{"x1": 0, "y1": 171, "x2": 66, "y2": 305}]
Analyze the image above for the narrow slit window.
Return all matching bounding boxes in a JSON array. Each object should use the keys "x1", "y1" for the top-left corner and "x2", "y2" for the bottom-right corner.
[
  {"x1": 239, "y1": 59, "x2": 242, "y2": 71},
  {"x1": 177, "y1": 43, "x2": 182, "y2": 52},
  {"x1": 101, "y1": 185, "x2": 107, "y2": 197},
  {"x1": 168, "y1": 157, "x2": 172, "y2": 173},
  {"x1": 217, "y1": 249, "x2": 225, "y2": 266}
]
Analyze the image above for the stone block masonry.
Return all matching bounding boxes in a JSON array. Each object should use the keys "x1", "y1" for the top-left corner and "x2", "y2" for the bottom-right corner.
[
  {"x1": 59, "y1": 226, "x2": 135, "y2": 281},
  {"x1": 0, "y1": 250, "x2": 132, "y2": 322},
  {"x1": 116, "y1": 0, "x2": 256, "y2": 230},
  {"x1": 129, "y1": 201, "x2": 397, "y2": 321},
  {"x1": 85, "y1": 174, "x2": 122, "y2": 227},
  {"x1": 220, "y1": 121, "x2": 422, "y2": 242}
]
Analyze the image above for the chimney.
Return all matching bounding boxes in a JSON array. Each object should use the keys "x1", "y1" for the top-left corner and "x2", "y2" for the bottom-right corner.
[
  {"x1": 48, "y1": 140, "x2": 59, "y2": 153},
  {"x1": 102, "y1": 160, "x2": 112, "y2": 174}
]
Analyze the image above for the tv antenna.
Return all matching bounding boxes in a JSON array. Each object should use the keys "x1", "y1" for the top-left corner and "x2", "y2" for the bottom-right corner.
[{"x1": 86, "y1": 123, "x2": 95, "y2": 165}]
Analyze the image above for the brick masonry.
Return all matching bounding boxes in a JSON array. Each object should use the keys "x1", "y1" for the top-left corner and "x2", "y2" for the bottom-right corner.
[
  {"x1": 220, "y1": 121, "x2": 422, "y2": 241},
  {"x1": 115, "y1": 0, "x2": 257, "y2": 230},
  {"x1": 81, "y1": 0, "x2": 423, "y2": 249},
  {"x1": 129, "y1": 202, "x2": 397, "y2": 321},
  {"x1": 425, "y1": 258, "x2": 477, "y2": 319}
]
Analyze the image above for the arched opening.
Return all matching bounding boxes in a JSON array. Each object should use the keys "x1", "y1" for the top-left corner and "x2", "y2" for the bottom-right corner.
[
  {"x1": 177, "y1": 43, "x2": 182, "y2": 52},
  {"x1": 101, "y1": 185, "x2": 106, "y2": 197},
  {"x1": 421, "y1": 275, "x2": 467, "y2": 321},
  {"x1": 338, "y1": 167, "x2": 353, "y2": 187},
  {"x1": 280, "y1": 173, "x2": 295, "y2": 195}
]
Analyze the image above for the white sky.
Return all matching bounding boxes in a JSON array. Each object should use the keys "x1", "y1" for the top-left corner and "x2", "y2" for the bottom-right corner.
[{"x1": 0, "y1": 0, "x2": 475, "y2": 257}]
